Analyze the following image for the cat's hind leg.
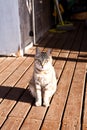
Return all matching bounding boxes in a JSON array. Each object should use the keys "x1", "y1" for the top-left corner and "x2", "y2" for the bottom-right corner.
[
  {"x1": 43, "y1": 90, "x2": 52, "y2": 107},
  {"x1": 35, "y1": 84, "x2": 42, "y2": 106},
  {"x1": 43, "y1": 85, "x2": 56, "y2": 107}
]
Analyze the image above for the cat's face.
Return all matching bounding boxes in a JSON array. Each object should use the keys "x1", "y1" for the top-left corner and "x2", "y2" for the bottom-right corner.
[{"x1": 35, "y1": 48, "x2": 52, "y2": 70}]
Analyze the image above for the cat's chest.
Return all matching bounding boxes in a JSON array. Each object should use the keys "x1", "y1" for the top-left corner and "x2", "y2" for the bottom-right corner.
[{"x1": 34, "y1": 72, "x2": 51, "y2": 86}]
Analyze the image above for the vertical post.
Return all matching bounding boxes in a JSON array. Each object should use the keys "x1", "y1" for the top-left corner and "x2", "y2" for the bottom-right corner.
[{"x1": 32, "y1": 0, "x2": 36, "y2": 45}]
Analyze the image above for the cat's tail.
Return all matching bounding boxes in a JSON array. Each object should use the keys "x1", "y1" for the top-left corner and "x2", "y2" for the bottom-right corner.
[{"x1": 28, "y1": 78, "x2": 36, "y2": 98}]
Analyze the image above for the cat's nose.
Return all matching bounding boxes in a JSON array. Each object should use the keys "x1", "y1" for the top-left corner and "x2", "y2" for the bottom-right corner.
[
  {"x1": 41, "y1": 64, "x2": 44, "y2": 68},
  {"x1": 42, "y1": 62, "x2": 45, "y2": 66},
  {"x1": 41, "y1": 63, "x2": 45, "y2": 68}
]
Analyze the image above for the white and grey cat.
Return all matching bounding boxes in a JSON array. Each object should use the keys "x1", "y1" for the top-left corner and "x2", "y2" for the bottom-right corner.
[{"x1": 29, "y1": 48, "x2": 57, "y2": 107}]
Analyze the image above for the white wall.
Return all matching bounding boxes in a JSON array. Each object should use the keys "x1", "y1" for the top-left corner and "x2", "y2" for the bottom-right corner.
[{"x1": 0, "y1": 0, "x2": 21, "y2": 55}]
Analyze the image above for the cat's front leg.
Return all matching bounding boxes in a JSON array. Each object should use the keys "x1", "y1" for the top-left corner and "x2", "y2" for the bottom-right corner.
[
  {"x1": 43, "y1": 90, "x2": 51, "y2": 107},
  {"x1": 35, "y1": 84, "x2": 42, "y2": 106}
]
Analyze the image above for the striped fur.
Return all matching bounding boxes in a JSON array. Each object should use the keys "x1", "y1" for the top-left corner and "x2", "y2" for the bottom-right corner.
[{"x1": 29, "y1": 48, "x2": 57, "y2": 107}]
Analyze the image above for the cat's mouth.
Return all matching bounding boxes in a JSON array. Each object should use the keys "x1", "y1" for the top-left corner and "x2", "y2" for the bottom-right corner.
[
  {"x1": 37, "y1": 66, "x2": 45, "y2": 71},
  {"x1": 35, "y1": 65, "x2": 49, "y2": 72}
]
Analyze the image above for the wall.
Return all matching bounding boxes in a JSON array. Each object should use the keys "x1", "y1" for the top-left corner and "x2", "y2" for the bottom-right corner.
[
  {"x1": 0, "y1": 0, "x2": 21, "y2": 55},
  {"x1": 0, "y1": 0, "x2": 52, "y2": 55},
  {"x1": 0, "y1": 0, "x2": 32, "y2": 55}
]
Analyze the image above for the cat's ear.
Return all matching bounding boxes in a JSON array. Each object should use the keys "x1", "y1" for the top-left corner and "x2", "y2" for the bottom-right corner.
[
  {"x1": 47, "y1": 49, "x2": 52, "y2": 56},
  {"x1": 36, "y1": 47, "x2": 41, "y2": 56}
]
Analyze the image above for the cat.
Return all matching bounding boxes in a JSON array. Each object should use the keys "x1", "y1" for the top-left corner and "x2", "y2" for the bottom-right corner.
[{"x1": 29, "y1": 48, "x2": 58, "y2": 107}]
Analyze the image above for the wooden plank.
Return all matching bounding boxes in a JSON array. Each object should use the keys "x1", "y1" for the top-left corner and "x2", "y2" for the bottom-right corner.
[
  {"x1": 20, "y1": 106, "x2": 47, "y2": 130},
  {"x1": 61, "y1": 62, "x2": 86, "y2": 130},
  {"x1": 0, "y1": 57, "x2": 6, "y2": 64},
  {"x1": 8, "y1": 66, "x2": 34, "y2": 118},
  {"x1": 0, "y1": 60, "x2": 34, "y2": 127},
  {"x1": 0, "y1": 57, "x2": 16, "y2": 74},
  {"x1": 52, "y1": 33, "x2": 68, "y2": 65},
  {"x1": 0, "y1": 58, "x2": 26, "y2": 102},
  {"x1": 83, "y1": 76, "x2": 87, "y2": 130},
  {"x1": 2, "y1": 57, "x2": 33, "y2": 87},
  {"x1": 62, "y1": 21, "x2": 85, "y2": 130},
  {"x1": 0, "y1": 48, "x2": 35, "y2": 103},
  {"x1": 0, "y1": 48, "x2": 35, "y2": 127},
  {"x1": 9, "y1": 90, "x2": 34, "y2": 118},
  {"x1": 40, "y1": 120, "x2": 60, "y2": 130},
  {"x1": 0, "y1": 57, "x2": 25, "y2": 85},
  {"x1": 1, "y1": 117, "x2": 23, "y2": 130},
  {"x1": 61, "y1": 22, "x2": 87, "y2": 130},
  {"x1": 0, "y1": 65, "x2": 34, "y2": 128},
  {"x1": 20, "y1": 119, "x2": 42, "y2": 130},
  {"x1": 79, "y1": 22, "x2": 87, "y2": 130}
]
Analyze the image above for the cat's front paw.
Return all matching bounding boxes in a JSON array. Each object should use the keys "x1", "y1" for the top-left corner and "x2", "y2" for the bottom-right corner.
[
  {"x1": 35, "y1": 101, "x2": 42, "y2": 106},
  {"x1": 43, "y1": 102, "x2": 50, "y2": 107}
]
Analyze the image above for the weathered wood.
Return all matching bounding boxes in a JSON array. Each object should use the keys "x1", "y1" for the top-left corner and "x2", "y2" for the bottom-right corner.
[
  {"x1": 0, "y1": 58, "x2": 6, "y2": 64},
  {"x1": 1, "y1": 117, "x2": 23, "y2": 130},
  {"x1": 0, "y1": 57, "x2": 16, "y2": 74},
  {"x1": 0, "y1": 65, "x2": 34, "y2": 129},
  {"x1": 0, "y1": 57, "x2": 35, "y2": 127},
  {"x1": 82, "y1": 69, "x2": 87, "y2": 130},
  {"x1": 0, "y1": 58, "x2": 25, "y2": 102},
  {"x1": 61, "y1": 62, "x2": 86, "y2": 130},
  {"x1": 83, "y1": 79, "x2": 87, "y2": 130},
  {"x1": 79, "y1": 21, "x2": 87, "y2": 130},
  {"x1": 61, "y1": 22, "x2": 87, "y2": 130},
  {"x1": 0, "y1": 57, "x2": 25, "y2": 85}
]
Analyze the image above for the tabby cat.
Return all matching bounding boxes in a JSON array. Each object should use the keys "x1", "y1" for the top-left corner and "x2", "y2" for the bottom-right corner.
[{"x1": 29, "y1": 48, "x2": 57, "y2": 107}]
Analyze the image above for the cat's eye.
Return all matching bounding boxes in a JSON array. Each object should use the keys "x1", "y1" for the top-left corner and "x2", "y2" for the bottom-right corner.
[
  {"x1": 35, "y1": 59, "x2": 40, "y2": 62},
  {"x1": 37, "y1": 60, "x2": 42, "y2": 64}
]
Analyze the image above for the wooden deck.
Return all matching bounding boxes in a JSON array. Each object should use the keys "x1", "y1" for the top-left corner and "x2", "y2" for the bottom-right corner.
[{"x1": 0, "y1": 21, "x2": 87, "y2": 130}]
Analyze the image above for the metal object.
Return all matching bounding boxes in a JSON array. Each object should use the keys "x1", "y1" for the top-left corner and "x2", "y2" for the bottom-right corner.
[{"x1": 26, "y1": 0, "x2": 36, "y2": 44}]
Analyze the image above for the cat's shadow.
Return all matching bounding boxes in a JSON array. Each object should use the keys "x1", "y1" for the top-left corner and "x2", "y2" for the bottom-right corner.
[{"x1": 0, "y1": 86, "x2": 35, "y2": 104}]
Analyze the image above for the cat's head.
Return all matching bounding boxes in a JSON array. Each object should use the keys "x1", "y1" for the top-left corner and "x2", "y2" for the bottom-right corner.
[{"x1": 34, "y1": 48, "x2": 52, "y2": 70}]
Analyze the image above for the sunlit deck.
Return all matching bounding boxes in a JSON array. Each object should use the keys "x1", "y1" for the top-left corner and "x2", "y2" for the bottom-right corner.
[{"x1": 0, "y1": 21, "x2": 87, "y2": 130}]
